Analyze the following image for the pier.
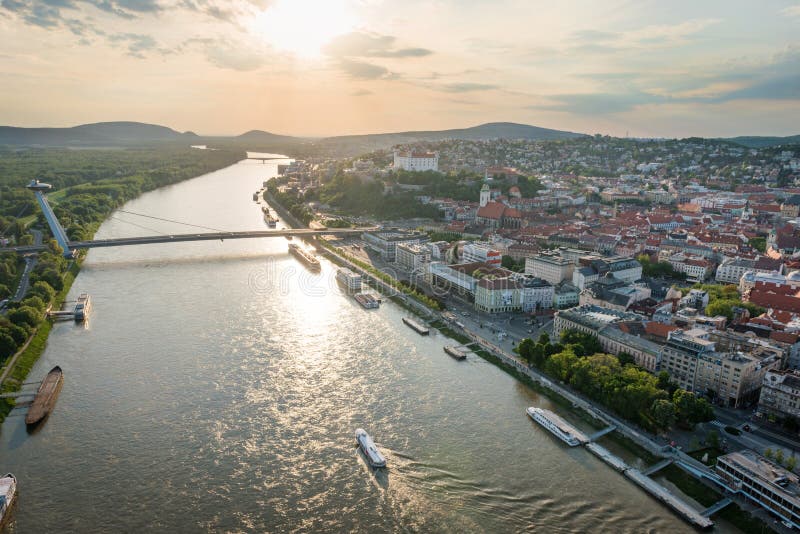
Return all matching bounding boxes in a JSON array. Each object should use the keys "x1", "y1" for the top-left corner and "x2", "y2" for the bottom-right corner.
[
  {"x1": 587, "y1": 425, "x2": 616, "y2": 442},
  {"x1": 642, "y1": 458, "x2": 674, "y2": 476},
  {"x1": 701, "y1": 497, "x2": 733, "y2": 517},
  {"x1": 624, "y1": 469, "x2": 714, "y2": 529},
  {"x1": 402, "y1": 317, "x2": 430, "y2": 335}
]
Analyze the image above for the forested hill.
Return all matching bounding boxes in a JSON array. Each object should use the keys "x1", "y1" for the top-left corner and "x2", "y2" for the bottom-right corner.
[{"x1": 0, "y1": 121, "x2": 197, "y2": 146}]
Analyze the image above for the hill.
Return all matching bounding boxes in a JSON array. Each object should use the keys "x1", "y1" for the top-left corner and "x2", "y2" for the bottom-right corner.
[
  {"x1": 724, "y1": 135, "x2": 800, "y2": 148},
  {"x1": 0, "y1": 121, "x2": 197, "y2": 146},
  {"x1": 313, "y1": 122, "x2": 584, "y2": 154}
]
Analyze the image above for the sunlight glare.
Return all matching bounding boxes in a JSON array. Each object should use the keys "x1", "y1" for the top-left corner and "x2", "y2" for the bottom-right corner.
[{"x1": 253, "y1": 0, "x2": 356, "y2": 58}]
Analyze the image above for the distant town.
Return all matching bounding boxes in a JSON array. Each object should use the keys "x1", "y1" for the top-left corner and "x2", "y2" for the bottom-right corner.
[{"x1": 265, "y1": 135, "x2": 800, "y2": 530}]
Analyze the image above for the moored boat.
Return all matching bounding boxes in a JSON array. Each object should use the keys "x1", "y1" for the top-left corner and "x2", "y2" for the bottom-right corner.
[
  {"x1": 288, "y1": 243, "x2": 320, "y2": 270},
  {"x1": 336, "y1": 268, "x2": 362, "y2": 293},
  {"x1": 25, "y1": 366, "x2": 64, "y2": 426},
  {"x1": 444, "y1": 345, "x2": 467, "y2": 360},
  {"x1": 402, "y1": 317, "x2": 429, "y2": 335},
  {"x1": 0, "y1": 473, "x2": 16, "y2": 525},
  {"x1": 355, "y1": 428, "x2": 386, "y2": 468},
  {"x1": 526, "y1": 407, "x2": 587, "y2": 447},
  {"x1": 74, "y1": 293, "x2": 91, "y2": 322}
]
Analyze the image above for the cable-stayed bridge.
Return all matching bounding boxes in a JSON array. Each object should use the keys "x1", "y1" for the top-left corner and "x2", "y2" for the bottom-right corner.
[{"x1": 16, "y1": 180, "x2": 369, "y2": 257}]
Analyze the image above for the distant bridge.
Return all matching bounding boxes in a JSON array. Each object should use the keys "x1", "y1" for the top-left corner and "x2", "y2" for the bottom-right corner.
[{"x1": 18, "y1": 180, "x2": 370, "y2": 257}]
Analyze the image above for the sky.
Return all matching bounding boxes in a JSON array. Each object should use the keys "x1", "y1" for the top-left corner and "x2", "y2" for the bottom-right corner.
[{"x1": 1, "y1": 0, "x2": 799, "y2": 138}]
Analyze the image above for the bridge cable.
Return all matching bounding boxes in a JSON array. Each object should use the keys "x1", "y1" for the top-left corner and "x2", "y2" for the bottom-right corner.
[
  {"x1": 115, "y1": 210, "x2": 229, "y2": 233},
  {"x1": 109, "y1": 216, "x2": 169, "y2": 236}
]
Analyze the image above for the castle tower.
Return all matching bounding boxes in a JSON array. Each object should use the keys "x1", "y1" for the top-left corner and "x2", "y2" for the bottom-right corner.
[{"x1": 480, "y1": 183, "x2": 490, "y2": 207}]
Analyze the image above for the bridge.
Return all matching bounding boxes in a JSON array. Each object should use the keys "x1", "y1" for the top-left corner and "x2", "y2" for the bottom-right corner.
[{"x1": 21, "y1": 180, "x2": 372, "y2": 257}]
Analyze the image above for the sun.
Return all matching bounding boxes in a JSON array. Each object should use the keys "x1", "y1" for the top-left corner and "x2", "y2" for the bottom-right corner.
[{"x1": 253, "y1": 0, "x2": 356, "y2": 59}]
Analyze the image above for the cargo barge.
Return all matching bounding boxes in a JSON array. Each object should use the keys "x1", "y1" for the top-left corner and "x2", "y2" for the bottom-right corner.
[
  {"x1": 25, "y1": 366, "x2": 64, "y2": 426},
  {"x1": 526, "y1": 407, "x2": 587, "y2": 446},
  {"x1": 444, "y1": 345, "x2": 467, "y2": 360},
  {"x1": 355, "y1": 428, "x2": 386, "y2": 468},
  {"x1": 0, "y1": 474, "x2": 16, "y2": 526},
  {"x1": 402, "y1": 317, "x2": 429, "y2": 335},
  {"x1": 262, "y1": 206, "x2": 277, "y2": 228},
  {"x1": 353, "y1": 293, "x2": 379, "y2": 309},
  {"x1": 74, "y1": 293, "x2": 91, "y2": 322},
  {"x1": 288, "y1": 243, "x2": 320, "y2": 271}
]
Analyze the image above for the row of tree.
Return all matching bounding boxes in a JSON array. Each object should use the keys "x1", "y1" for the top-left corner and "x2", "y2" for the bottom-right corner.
[{"x1": 517, "y1": 330, "x2": 714, "y2": 432}]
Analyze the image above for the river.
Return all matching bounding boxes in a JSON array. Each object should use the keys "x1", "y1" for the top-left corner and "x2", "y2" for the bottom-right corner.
[{"x1": 0, "y1": 157, "x2": 736, "y2": 532}]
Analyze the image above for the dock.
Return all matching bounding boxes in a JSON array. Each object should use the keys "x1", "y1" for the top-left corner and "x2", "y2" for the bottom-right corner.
[
  {"x1": 585, "y1": 442, "x2": 628, "y2": 472},
  {"x1": 625, "y1": 469, "x2": 714, "y2": 529},
  {"x1": 701, "y1": 497, "x2": 733, "y2": 517},
  {"x1": 642, "y1": 458, "x2": 674, "y2": 476},
  {"x1": 444, "y1": 345, "x2": 467, "y2": 360},
  {"x1": 353, "y1": 293, "x2": 380, "y2": 309},
  {"x1": 402, "y1": 317, "x2": 429, "y2": 335},
  {"x1": 588, "y1": 425, "x2": 617, "y2": 442}
]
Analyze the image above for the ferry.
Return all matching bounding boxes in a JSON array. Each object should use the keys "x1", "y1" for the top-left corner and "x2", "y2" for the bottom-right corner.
[
  {"x1": 288, "y1": 243, "x2": 320, "y2": 271},
  {"x1": 402, "y1": 317, "x2": 429, "y2": 335},
  {"x1": 526, "y1": 407, "x2": 586, "y2": 447},
  {"x1": 0, "y1": 474, "x2": 16, "y2": 525},
  {"x1": 336, "y1": 268, "x2": 362, "y2": 293},
  {"x1": 262, "y1": 206, "x2": 277, "y2": 228},
  {"x1": 74, "y1": 293, "x2": 91, "y2": 322},
  {"x1": 25, "y1": 366, "x2": 64, "y2": 426},
  {"x1": 444, "y1": 345, "x2": 467, "y2": 360},
  {"x1": 355, "y1": 429, "x2": 386, "y2": 468}
]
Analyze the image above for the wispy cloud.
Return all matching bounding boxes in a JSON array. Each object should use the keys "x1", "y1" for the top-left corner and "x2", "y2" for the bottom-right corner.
[
  {"x1": 324, "y1": 31, "x2": 432, "y2": 59},
  {"x1": 338, "y1": 59, "x2": 396, "y2": 80}
]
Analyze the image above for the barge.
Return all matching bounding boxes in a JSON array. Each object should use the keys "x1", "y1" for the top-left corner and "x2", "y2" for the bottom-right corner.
[
  {"x1": 0, "y1": 474, "x2": 16, "y2": 526},
  {"x1": 526, "y1": 407, "x2": 587, "y2": 446},
  {"x1": 402, "y1": 317, "x2": 429, "y2": 335},
  {"x1": 74, "y1": 293, "x2": 91, "y2": 322},
  {"x1": 288, "y1": 243, "x2": 320, "y2": 271},
  {"x1": 353, "y1": 293, "x2": 380, "y2": 309},
  {"x1": 444, "y1": 345, "x2": 467, "y2": 360},
  {"x1": 355, "y1": 428, "x2": 386, "y2": 468},
  {"x1": 262, "y1": 206, "x2": 277, "y2": 228},
  {"x1": 25, "y1": 366, "x2": 64, "y2": 426}
]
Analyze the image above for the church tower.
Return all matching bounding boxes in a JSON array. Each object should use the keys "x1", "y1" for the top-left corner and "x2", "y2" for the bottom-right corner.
[{"x1": 480, "y1": 183, "x2": 490, "y2": 207}]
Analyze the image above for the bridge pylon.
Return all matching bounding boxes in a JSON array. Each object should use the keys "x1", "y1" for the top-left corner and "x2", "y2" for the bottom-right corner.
[{"x1": 26, "y1": 180, "x2": 74, "y2": 258}]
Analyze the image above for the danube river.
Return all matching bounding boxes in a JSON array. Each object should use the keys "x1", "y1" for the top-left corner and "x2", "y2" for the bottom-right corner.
[{"x1": 0, "y1": 157, "x2": 738, "y2": 532}]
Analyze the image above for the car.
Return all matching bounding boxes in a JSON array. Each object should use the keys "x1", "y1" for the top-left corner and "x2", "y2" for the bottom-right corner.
[{"x1": 742, "y1": 424, "x2": 751, "y2": 432}]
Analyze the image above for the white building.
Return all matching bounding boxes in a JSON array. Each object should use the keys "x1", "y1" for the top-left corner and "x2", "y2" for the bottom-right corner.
[
  {"x1": 525, "y1": 252, "x2": 575, "y2": 285},
  {"x1": 462, "y1": 242, "x2": 502, "y2": 267},
  {"x1": 758, "y1": 370, "x2": 800, "y2": 421},
  {"x1": 396, "y1": 243, "x2": 431, "y2": 274},
  {"x1": 362, "y1": 230, "x2": 429, "y2": 262},
  {"x1": 393, "y1": 150, "x2": 439, "y2": 172},
  {"x1": 520, "y1": 277, "x2": 554, "y2": 312}
]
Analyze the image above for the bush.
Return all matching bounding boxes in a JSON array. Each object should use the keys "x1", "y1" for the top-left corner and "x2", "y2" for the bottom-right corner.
[{"x1": 8, "y1": 305, "x2": 42, "y2": 329}]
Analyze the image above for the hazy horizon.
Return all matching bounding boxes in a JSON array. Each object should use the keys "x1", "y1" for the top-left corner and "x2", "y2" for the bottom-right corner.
[{"x1": 2, "y1": 0, "x2": 800, "y2": 138}]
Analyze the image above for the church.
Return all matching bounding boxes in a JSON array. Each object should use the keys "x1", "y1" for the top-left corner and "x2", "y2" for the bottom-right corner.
[{"x1": 475, "y1": 184, "x2": 522, "y2": 230}]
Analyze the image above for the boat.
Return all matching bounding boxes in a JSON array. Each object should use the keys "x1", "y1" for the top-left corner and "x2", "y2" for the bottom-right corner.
[
  {"x1": 444, "y1": 345, "x2": 467, "y2": 360},
  {"x1": 288, "y1": 243, "x2": 320, "y2": 270},
  {"x1": 262, "y1": 206, "x2": 277, "y2": 228},
  {"x1": 526, "y1": 407, "x2": 586, "y2": 447},
  {"x1": 353, "y1": 293, "x2": 379, "y2": 309},
  {"x1": 74, "y1": 293, "x2": 91, "y2": 322},
  {"x1": 355, "y1": 428, "x2": 386, "y2": 468},
  {"x1": 25, "y1": 366, "x2": 64, "y2": 426},
  {"x1": 0, "y1": 474, "x2": 16, "y2": 525},
  {"x1": 402, "y1": 317, "x2": 429, "y2": 335},
  {"x1": 252, "y1": 192, "x2": 259, "y2": 201},
  {"x1": 336, "y1": 268, "x2": 362, "y2": 293}
]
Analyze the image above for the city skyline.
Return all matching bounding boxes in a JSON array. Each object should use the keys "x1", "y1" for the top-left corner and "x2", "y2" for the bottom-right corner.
[{"x1": 1, "y1": 0, "x2": 799, "y2": 138}]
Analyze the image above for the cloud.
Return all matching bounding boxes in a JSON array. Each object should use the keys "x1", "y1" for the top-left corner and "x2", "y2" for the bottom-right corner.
[
  {"x1": 0, "y1": 0, "x2": 161, "y2": 29},
  {"x1": 439, "y1": 82, "x2": 498, "y2": 93},
  {"x1": 351, "y1": 89, "x2": 372, "y2": 96},
  {"x1": 338, "y1": 59, "x2": 395, "y2": 80},
  {"x1": 107, "y1": 32, "x2": 157, "y2": 57},
  {"x1": 324, "y1": 31, "x2": 432, "y2": 59},
  {"x1": 203, "y1": 41, "x2": 266, "y2": 71},
  {"x1": 780, "y1": 4, "x2": 800, "y2": 17}
]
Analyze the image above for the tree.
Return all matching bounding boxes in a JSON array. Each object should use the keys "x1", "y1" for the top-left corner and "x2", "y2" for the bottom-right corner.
[
  {"x1": 788, "y1": 456, "x2": 797, "y2": 472},
  {"x1": 776, "y1": 449, "x2": 785, "y2": 465},
  {"x1": 517, "y1": 338, "x2": 535, "y2": 365},
  {"x1": 708, "y1": 429, "x2": 720, "y2": 449},
  {"x1": 537, "y1": 332, "x2": 550, "y2": 346},
  {"x1": 651, "y1": 399, "x2": 676, "y2": 430},
  {"x1": 749, "y1": 237, "x2": 767, "y2": 253},
  {"x1": 8, "y1": 305, "x2": 42, "y2": 329},
  {"x1": 544, "y1": 348, "x2": 578, "y2": 382},
  {"x1": 0, "y1": 332, "x2": 17, "y2": 359},
  {"x1": 765, "y1": 448, "x2": 774, "y2": 460},
  {"x1": 28, "y1": 281, "x2": 55, "y2": 302}
]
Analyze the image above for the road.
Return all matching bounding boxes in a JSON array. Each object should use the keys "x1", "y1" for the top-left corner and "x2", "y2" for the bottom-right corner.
[{"x1": 10, "y1": 229, "x2": 42, "y2": 303}]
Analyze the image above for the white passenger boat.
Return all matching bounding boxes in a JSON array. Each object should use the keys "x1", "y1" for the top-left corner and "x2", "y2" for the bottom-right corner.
[
  {"x1": 355, "y1": 428, "x2": 387, "y2": 468},
  {"x1": 526, "y1": 407, "x2": 586, "y2": 447}
]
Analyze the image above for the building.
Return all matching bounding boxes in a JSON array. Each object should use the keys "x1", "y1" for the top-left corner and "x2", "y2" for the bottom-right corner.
[
  {"x1": 572, "y1": 256, "x2": 643, "y2": 290},
  {"x1": 525, "y1": 252, "x2": 575, "y2": 284},
  {"x1": 462, "y1": 242, "x2": 502, "y2": 267},
  {"x1": 597, "y1": 325, "x2": 662, "y2": 372},
  {"x1": 520, "y1": 277, "x2": 554, "y2": 312},
  {"x1": 661, "y1": 252, "x2": 713, "y2": 283},
  {"x1": 395, "y1": 243, "x2": 431, "y2": 274},
  {"x1": 393, "y1": 150, "x2": 438, "y2": 172},
  {"x1": 661, "y1": 329, "x2": 780, "y2": 407},
  {"x1": 474, "y1": 277, "x2": 523, "y2": 313},
  {"x1": 579, "y1": 274, "x2": 651, "y2": 312},
  {"x1": 362, "y1": 230, "x2": 429, "y2": 262},
  {"x1": 758, "y1": 370, "x2": 800, "y2": 422},
  {"x1": 716, "y1": 450, "x2": 800, "y2": 528},
  {"x1": 716, "y1": 256, "x2": 784, "y2": 285},
  {"x1": 554, "y1": 281, "x2": 580, "y2": 309},
  {"x1": 554, "y1": 305, "x2": 642, "y2": 338}
]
